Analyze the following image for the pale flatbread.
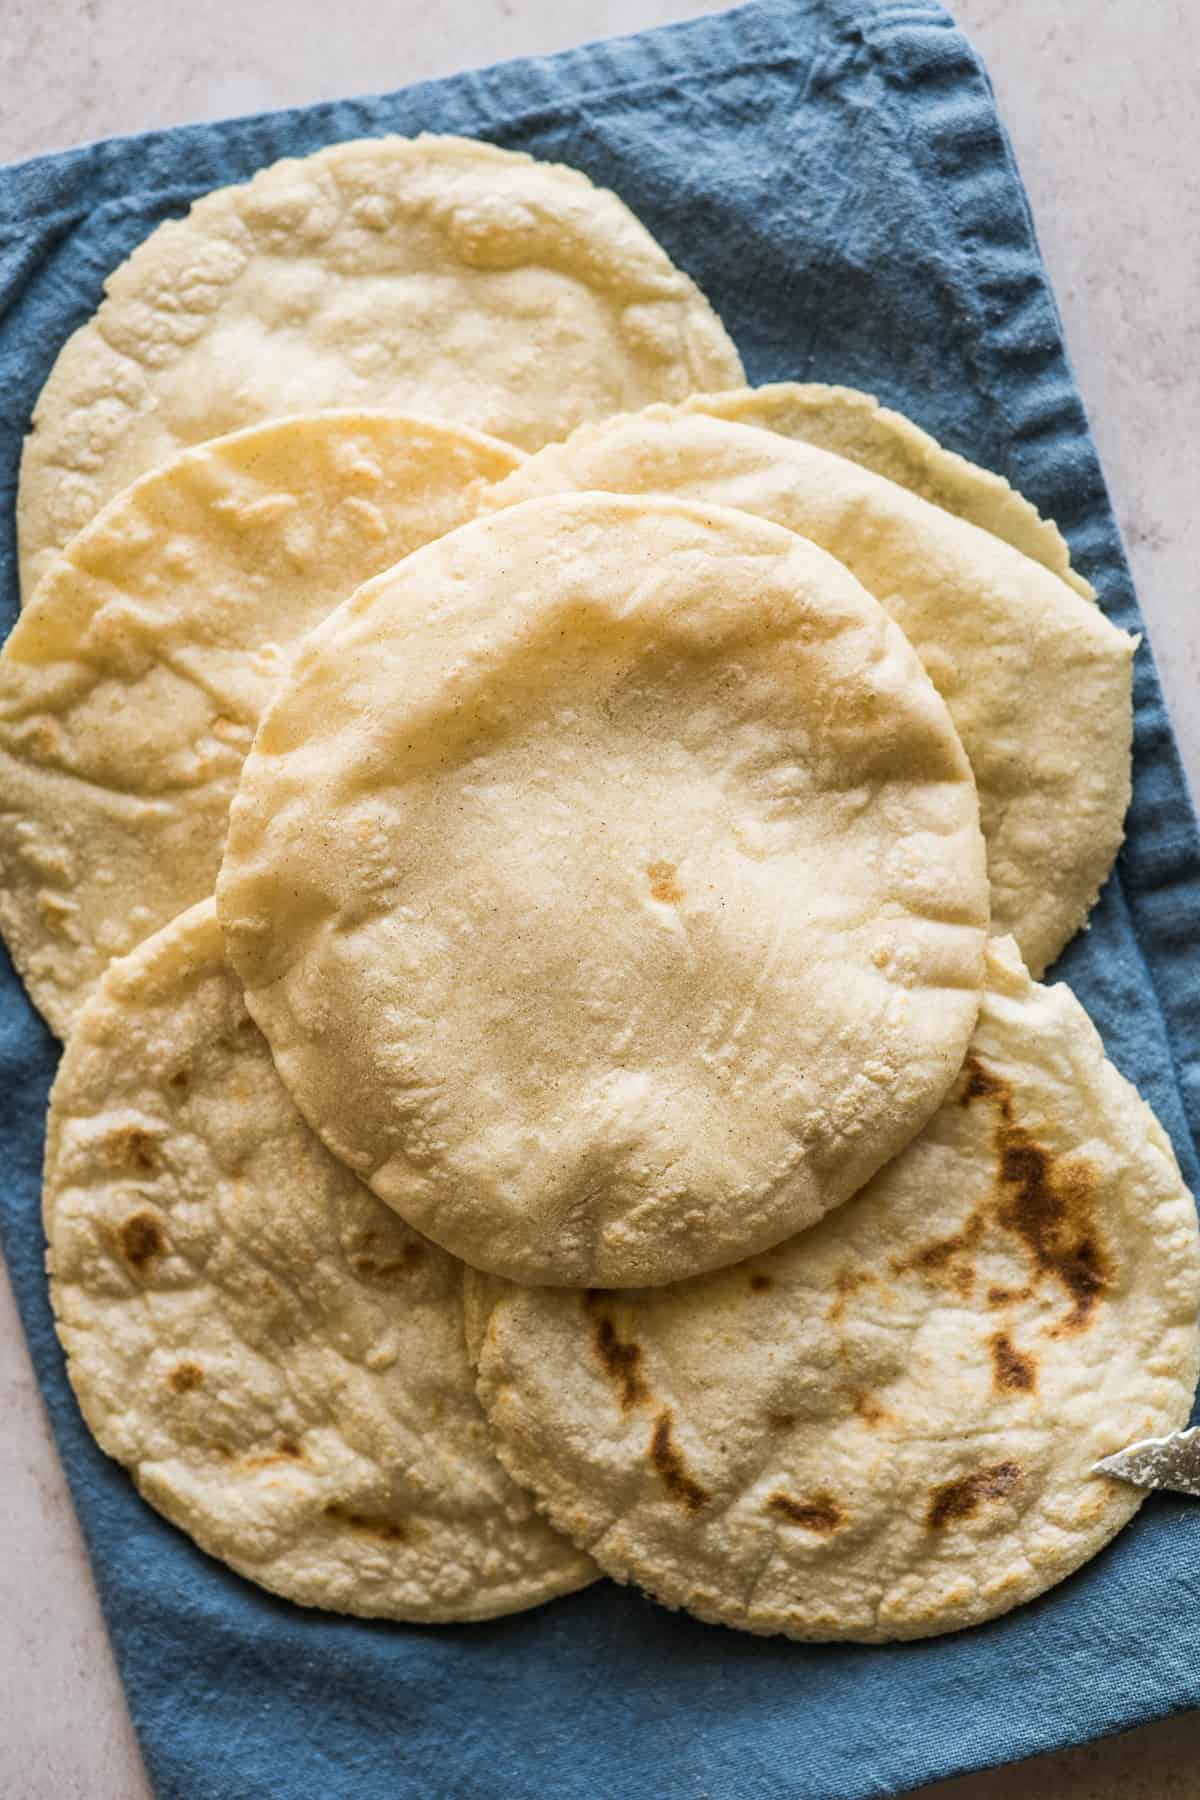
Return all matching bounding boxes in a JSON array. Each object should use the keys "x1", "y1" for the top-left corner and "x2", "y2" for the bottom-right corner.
[
  {"x1": 484, "y1": 407, "x2": 1133, "y2": 975},
  {"x1": 0, "y1": 410, "x2": 520, "y2": 1036},
  {"x1": 44, "y1": 900, "x2": 596, "y2": 1620},
  {"x1": 688, "y1": 383, "x2": 1094, "y2": 598},
  {"x1": 17, "y1": 133, "x2": 743, "y2": 594},
  {"x1": 468, "y1": 937, "x2": 1200, "y2": 1641},
  {"x1": 218, "y1": 492, "x2": 988, "y2": 1288}
]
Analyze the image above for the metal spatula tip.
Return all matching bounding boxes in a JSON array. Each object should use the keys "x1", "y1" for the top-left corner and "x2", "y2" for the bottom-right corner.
[{"x1": 1092, "y1": 1427, "x2": 1200, "y2": 1496}]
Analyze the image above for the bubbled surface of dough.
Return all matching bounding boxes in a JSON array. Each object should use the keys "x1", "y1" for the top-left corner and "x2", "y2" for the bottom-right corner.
[
  {"x1": 0, "y1": 410, "x2": 521, "y2": 1034},
  {"x1": 44, "y1": 900, "x2": 596, "y2": 1621},
  {"x1": 17, "y1": 133, "x2": 743, "y2": 593},
  {"x1": 218, "y1": 491, "x2": 989, "y2": 1287},
  {"x1": 486, "y1": 407, "x2": 1134, "y2": 975},
  {"x1": 468, "y1": 938, "x2": 1200, "y2": 1641}
]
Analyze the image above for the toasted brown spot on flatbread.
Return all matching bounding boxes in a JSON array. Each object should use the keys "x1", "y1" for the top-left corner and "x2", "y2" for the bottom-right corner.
[
  {"x1": 167, "y1": 1067, "x2": 191, "y2": 1093},
  {"x1": 749, "y1": 1273, "x2": 773, "y2": 1293},
  {"x1": 766, "y1": 1490, "x2": 844, "y2": 1533},
  {"x1": 827, "y1": 1265, "x2": 871, "y2": 1324},
  {"x1": 125, "y1": 1129, "x2": 158, "y2": 1169},
  {"x1": 351, "y1": 1242, "x2": 425, "y2": 1284},
  {"x1": 323, "y1": 1503, "x2": 407, "y2": 1543},
  {"x1": 914, "y1": 1214, "x2": 985, "y2": 1272},
  {"x1": 767, "y1": 1411, "x2": 796, "y2": 1431},
  {"x1": 892, "y1": 1211, "x2": 984, "y2": 1290},
  {"x1": 646, "y1": 860, "x2": 683, "y2": 905},
  {"x1": 585, "y1": 1293, "x2": 648, "y2": 1409},
  {"x1": 990, "y1": 1331, "x2": 1037, "y2": 1394},
  {"x1": 987, "y1": 1284, "x2": 1032, "y2": 1306},
  {"x1": 927, "y1": 1460, "x2": 1022, "y2": 1530},
  {"x1": 851, "y1": 1390, "x2": 890, "y2": 1428},
  {"x1": 649, "y1": 1409, "x2": 709, "y2": 1512},
  {"x1": 101, "y1": 1126, "x2": 159, "y2": 1170},
  {"x1": 167, "y1": 1361, "x2": 204, "y2": 1394},
  {"x1": 955, "y1": 1057, "x2": 1110, "y2": 1331},
  {"x1": 118, "y1": 1211, "x2": 163, "y2": 1267},
  {"x1": 996, "y1": 1138, "x2": 1109, "y2": 1332},
  {"x1": 959, "y1": 1054, "x2": 1009, "y2": 1113}
]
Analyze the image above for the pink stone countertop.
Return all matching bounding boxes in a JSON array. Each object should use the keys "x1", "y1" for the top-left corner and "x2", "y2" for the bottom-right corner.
[{"x1": 1, "y1": 2, "x2": 1197, "y2": 1794}]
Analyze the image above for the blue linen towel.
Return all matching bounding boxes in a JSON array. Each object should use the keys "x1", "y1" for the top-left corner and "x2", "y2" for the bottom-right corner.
[{"x1": 2, "y1": 3, "x2": 1199, "y2": 1795}]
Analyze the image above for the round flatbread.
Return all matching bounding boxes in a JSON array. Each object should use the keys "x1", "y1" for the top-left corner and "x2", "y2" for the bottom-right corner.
[
  {"x1": 484, "y1": 406, "x2": 1133, "y2": 976},
  {"x1": 467, "y1": 936, "x2": 1200, "y2": 1642},
  {"x1": 687, "y1": 383, "x2": 1094, "y2": 598},
  {"x1": 218, "y1": 492, "x2": 988, "y2": 1288},
  {"x1": 44, "y1": 900, "x2": 596, "y2": 1621},
  {"x1": 0, "y1": 410, "x2": 521, "y2": 1036},
  {"x1": 17, "y1": 133, "x2": 743, "y2": 594}
]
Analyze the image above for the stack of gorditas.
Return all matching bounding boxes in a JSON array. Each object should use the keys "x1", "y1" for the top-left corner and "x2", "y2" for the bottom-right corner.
[{"x1": 3, "y1": 135, "x2": 1195, "y2": 1639}]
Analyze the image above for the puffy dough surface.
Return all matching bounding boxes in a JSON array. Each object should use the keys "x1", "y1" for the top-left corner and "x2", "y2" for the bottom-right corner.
[
  {"x1": 0, "y1": 410, "x2": 521, "y2": 1035},
  {"x1": 486, "y1": 407, "x2": 1134, "y2": 975},
  {"x1": 44, "y1": 899, "x2": 596, "y2": 1621},
  {"x1": 17, "y1": 132, "x2": 743, "y2": 593},
  {"x1": 689, "y1": 382, "x2": 1094, "y2": 598},
  {"x1": 218, "y1": 492, "x2": 988, "y2": 1287},
  {"x1": 467, "y1": 937, "x2": 1200, "y2": 1641}
]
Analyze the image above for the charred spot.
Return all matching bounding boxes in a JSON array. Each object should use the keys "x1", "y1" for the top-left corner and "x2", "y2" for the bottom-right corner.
[
  {"x1": 766, "y1": 1490, "x2": 844, "y2": 1534},
  {"x1": 595, "y1": 1316, "x2": 648, "y2": 1409},
  {"x1": 130, "y1": 1134, "x2": 158, "y2": 1170},
  {"x1": 927, "y1": 1460, "x2": 1022, "y2": 1530},
  {"x1": 649, "y1": 1409, "x2": 709, "y2": 1512},
  {"x1": 918, "y1": 1213, "x2": 984, "y2": 1270},
  {"x1": 955, "y1": 1059, "x2": 1112, "y2": 1332},
  {"x1": 851, "y1": 1390, "x2": 889, "y2": 1428},
  {"x1": 892, "y1": 1213, "x2": 984, "y2": 1286},
  {"x1": 996, "y1": 1135, "x2": 1109, "y2": 1331},
  {"x1": 767, "y1": 1411, "x2": 796, "y2": 1432},
  {"x1": 827, "y1": 1266, "x2": 870, "y2": 1324},
  {"x1": 990, "y1": 1331, "x2": 1037, "y2": 1394},
  {"x1": 352, "y1": 1257, "x2": 391, "y2": 1282},
  {"x1": 646, "y1": 860, "x2": 683, "y2": 905},
  {"x1": 323, "y1": 1503, "x2": 407, "y2": 1543},
  {"x1": 119, "y1": 1211, "x2": 163, "y2": 1267},
  {"x1": 986, "y1": 1284, "x2": 1031, "y2": 1306},
  {"x1": 352, "y1": 1242, "x2": 425, "y2": 1284},
  {"x1": 105, "y1": 1127, "x2": 159, "y2": 1171},
  {"x1": 167, "y1": 1067, "x2": 191, "y2": 1094},
  {"x1": 584, "y1": 1293, "x2": 648, "y2": 1409},
  {"x1": 749, "y1": 1273, "x2": 773, "y2": 1294},
  {"x1": 958, "y1": 1055, "x2": 1013, "y2": 1119},
  {"x1": 167, "y1": 1362, "x2": 204, "y2": 1395}
]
